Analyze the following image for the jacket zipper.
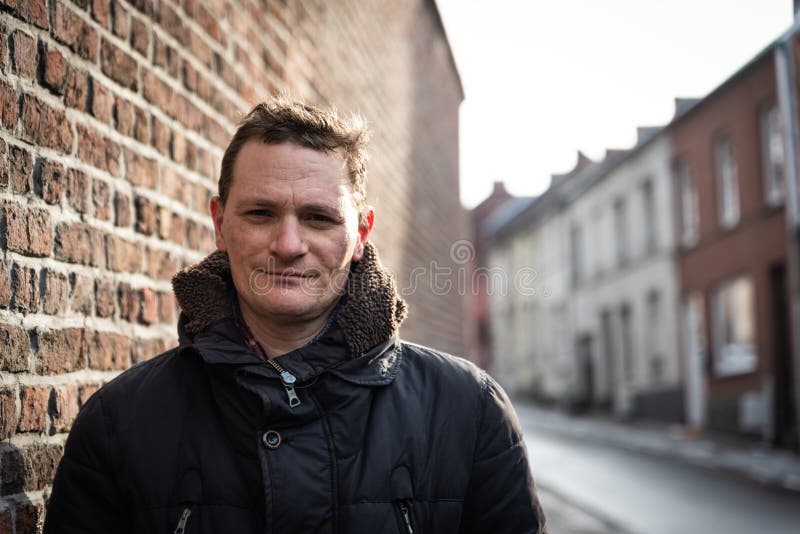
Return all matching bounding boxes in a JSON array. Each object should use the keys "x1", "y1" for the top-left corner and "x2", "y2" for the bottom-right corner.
[
  {"x1": 267, "y1": 359, "x2": 301, "y2": 408},
  {"x1": 173, "y1": 505, "x2": 192, "y2": 534},
  {"x1": 396, "y1": 500, "x2": 414, "y2": 534}
]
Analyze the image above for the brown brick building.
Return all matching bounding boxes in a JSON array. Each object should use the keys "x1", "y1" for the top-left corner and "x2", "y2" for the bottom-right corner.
[
  {"x1": 673, "y1": 38, "x2": 797, "y2": 445},
  {"x1": 0, "y1": 1, "x2": 464, "y2": 530}
]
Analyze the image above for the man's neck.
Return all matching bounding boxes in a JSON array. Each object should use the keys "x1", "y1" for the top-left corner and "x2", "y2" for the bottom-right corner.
[{"x1": 239, "y1": 303, "x2": 335, "y2": 359}]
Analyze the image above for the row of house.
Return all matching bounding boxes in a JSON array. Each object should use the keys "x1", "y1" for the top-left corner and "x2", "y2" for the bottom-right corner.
[{"x1": 477, "y1": 18, "x2": 800, "y2": 447}]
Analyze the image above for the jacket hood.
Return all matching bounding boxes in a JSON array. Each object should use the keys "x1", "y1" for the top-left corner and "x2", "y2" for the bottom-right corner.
[{"x1": 171, "y1": 242, "x2": 408, "y2": 358}]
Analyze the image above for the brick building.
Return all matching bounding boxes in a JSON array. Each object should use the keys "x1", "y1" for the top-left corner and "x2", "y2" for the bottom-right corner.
[{"x1": 0, "y1": 1, "x2": 464, "y2": 530}]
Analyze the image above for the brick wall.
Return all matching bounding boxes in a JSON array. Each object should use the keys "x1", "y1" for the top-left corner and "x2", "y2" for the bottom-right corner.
[{"x1": 0, "y1": 0, "x2": 464, "y2": 531}]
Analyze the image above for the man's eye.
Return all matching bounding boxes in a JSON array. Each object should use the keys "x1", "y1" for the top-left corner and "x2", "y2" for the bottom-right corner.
[
  {"x1": 306, "y1": 213, "x2": 334, "y2": 223},
  {"x1": 246, "y1": 209, "x2": 272, "y2": 217}
]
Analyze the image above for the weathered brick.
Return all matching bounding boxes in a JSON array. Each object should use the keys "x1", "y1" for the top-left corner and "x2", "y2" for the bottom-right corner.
[
  {"x1": 158, "y1": 291, "x2": 175, "y2": 323},
  {"x1": 66, "y1": 168, "x2": 90, "y2": 214},
  {"x1": 114, "y1": 191, "x2": 132, "y2": 227},
  {"x1": 76, "y1": 124, "x2": 120, "y2": 176},
  {"x1": 54, "y1": 222, "x2": 105, "y2": 268},
  {"x1": 0, "y1": 387, "x2": 16, "y2": 440},
  {"x1": 133, "y1": 105, "x2": 149, "y2": 143},
  {"x1": 10, "y1": 30, "x2": 37, "y2": 80},
  {"x1": 70, "y1": 273, "x2": 93, "y2": 314},
  {"x1": 151, "y1": 116, "x2": 170, "y2": 156},
  {"x1": 141, "y1": 287, "x2": 158, "y2": 324},
  {"x1": 36, "y1": 327, "x2": 86, "y2": 374},
  {"x1": 127, "y1": 0, "x2": 157, "y2": 17},
  {"x1": 186, "y1": 219, "x2": 203, "y2": 250},
  {"x1": 196, "y1": 2, "x2": 222, "y2": 43},
  {"x1": 111, "y1": 0, "x2": 130, "y2": 39},
  {"x1": 36, "y1": 159, "x2": 66, "y2": 204},
  {"x1": 101, "y1": 39, "x2": 138, "y2": 90},
  {"x1": 0, "y1": 443, "x2": 63, "y2": 494},
  {"x1": 79, "y1": 383, "x2": 100, "y2": 406},
  {"x1": 0, "y1": 262, "x2": 10, "y2": 307},
  {"x1": 18, "y1": 386, "x2": 50, "y2": 433},
  {"x1": 21, "y1": 95, "x2": 74, "y2": 153},
  {"x1": 169, "y1": 212, "x2": 186, "y2": 245},
  {"x1": 93, "y1": 178, "x2": 111, "y2": 221},
  {"x1": 15, "y1": 500, "x2": 44, "y2": 533},
  {"x1": 0, "y1": 80, "x2": 18, "y2": 129},
  {"x1": 159, "y1": 165, "x2": 183, "y2": 201},
  {"x1": 95, "y1": 278, "x2": 115, "y2": 317},
  {"x1": 156, "y1": 206, "x2": 172, "y2": 240},
  {"x1": 65, "y1": 67, "x2": 89, "y2": 110},
  {"x1": 42, "y1": 269, "x2": 70, "y2": 315},
  {"x1": 135, "y1": 195, "x2": 157, "y2": 235},
  {"x1": 118, "y1": 282, "x2": 138, "y2": 322},
  {"x1": 0, "y1": 447, "x2": 23, "y2": 495},
  {"x1": 0, "y1": 323, "x2": 29, "y2": 372},
  {"x1": 90, "y1": 77, "x2": 114, "y2": 123},
  {"x1": 182, "y1": 61, "x2": 197, "y2": 92},
  {"x1": 147, "y1": 247, "x2": 178, "y2": 280},
  {"x1": 158, "y1": 2, "x2": 189, "y2": 45},
  {"x1": 0, "y1": 0, "x2": 49, "y2": 29},
  {"x1": 4, "y1": 202, "x2": 53, "y2": 257},
  {"x1": 114, "y1": 96, "x2": 134, "y2": 136},
  {"x1": 91, "y1": 0, "x2": 111, "y2": 29},
  {"x1": 124, "y1": 149, "x2": 157, "y2": 187},
  {"x1": 142, "y1": 69, "x2": 169, "y2": 108},
  {"x1": 171, "y1": 129, "x2": 187, "y2": 164},
  {"x1": 42, "y1": 48, "x2": 68, "y2": 95},
  {"x1": 106, "y1": 235, "x2": 141, "y2": 272},
  {"x1": 87, "y1": 330, "x2": 130, "y2": 370},
  {"x1": 132, "y1": 336, "x2": 166, "y2": 364},
  {"x1": 10, "y1": 264, "x2": 39, "y2": 313},
  {"x1": 131, "y1": 16, "x2": 150, "y2": 57},
  {"x1": 9, "y1": 144, "x2": 33, "y2": 194},
  {"x1": 52, "y1": 384, "x2": 79, "y2": 432},
  {"x1": 53, "y1": 1, "x2": 98, "y2": 60}
]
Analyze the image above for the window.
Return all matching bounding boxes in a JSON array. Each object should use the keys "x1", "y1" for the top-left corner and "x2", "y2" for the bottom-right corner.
[
  {"x1": 641, "y1": 180, "x2": 656, "y2": 253},
  {"x1": 570, "y1": 223, "x2": 583, "y2": 287},
  {"x1": 613, "y1": 198, "x2": 628, "y2": 266},
  {"x1": 676, "y1": 160, "x2": 698, "y2": 247},
  {"x1": 712, "y1": 276, "x2": 757, "y2": 376},
  {"x1": 715, "y1": 135, "x2": 740, "y2": 228},
  {"x1": 760, "y1": 103, "x2": 785, "y2": 206}
]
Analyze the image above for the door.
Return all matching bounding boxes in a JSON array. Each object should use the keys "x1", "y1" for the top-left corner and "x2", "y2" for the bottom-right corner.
[{"x1": 683, "y1": 292, "x2": 707, "y2": 428}]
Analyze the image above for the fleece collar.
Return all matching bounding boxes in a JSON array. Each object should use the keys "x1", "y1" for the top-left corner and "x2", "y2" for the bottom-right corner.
[{"x1": 171, "y1": 242, "x2": 408, "y2": 359}]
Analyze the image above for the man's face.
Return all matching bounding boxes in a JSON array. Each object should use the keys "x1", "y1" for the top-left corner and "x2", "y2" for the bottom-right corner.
[{"x1": 211, "y1": 141, "x2": 373, "y2": 325}]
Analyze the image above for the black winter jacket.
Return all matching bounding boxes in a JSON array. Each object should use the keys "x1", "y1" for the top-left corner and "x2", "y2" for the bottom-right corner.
[{"x1": 44, "y1": 245, "x2": 546, "y2": 533}]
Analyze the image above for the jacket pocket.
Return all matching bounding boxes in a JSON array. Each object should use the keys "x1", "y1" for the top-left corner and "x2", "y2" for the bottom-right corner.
[{"x1": 173, "y1": 505, "x2": 192, "y2": 534}]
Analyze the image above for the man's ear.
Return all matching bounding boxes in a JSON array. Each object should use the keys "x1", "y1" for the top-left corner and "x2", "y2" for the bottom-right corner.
[
  {"x1": 210, "y1": 196, "x2": 228, "y2": 252},
  {"x1": 351, "y1": 207, "x2": 375, "y2": 262}
]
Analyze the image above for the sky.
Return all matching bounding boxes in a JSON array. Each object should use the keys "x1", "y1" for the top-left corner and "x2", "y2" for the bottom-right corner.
[{"x1": 434, "y1": 0, "x2": 796, "y2": 208}]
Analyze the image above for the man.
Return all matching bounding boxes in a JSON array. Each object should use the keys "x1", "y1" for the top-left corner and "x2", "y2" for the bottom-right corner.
[{"x1": 45, "y1": 98, "x2": 546, "y2": 533}]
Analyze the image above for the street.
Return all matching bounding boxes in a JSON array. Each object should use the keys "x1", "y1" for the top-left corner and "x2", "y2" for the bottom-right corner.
[{"x1": 517, "y1": 409, "x2": 800, "y2": 534}]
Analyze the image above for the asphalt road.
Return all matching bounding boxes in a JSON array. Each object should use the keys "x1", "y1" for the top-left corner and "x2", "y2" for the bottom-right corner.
[{"x1": 519, "y1": 414, "x2": 800, "y2": 534}]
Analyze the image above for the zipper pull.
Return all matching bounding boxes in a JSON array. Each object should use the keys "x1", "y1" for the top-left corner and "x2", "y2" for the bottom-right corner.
[
  {"x1": 173, "y1": 506, "x2": 192, "y2": 534},
  {"x1": 399, "y1": 501, "x2": 414, "y2": 534},
  {"x1": 279, "y1": 370, "x2": 301, "y2": 408}
]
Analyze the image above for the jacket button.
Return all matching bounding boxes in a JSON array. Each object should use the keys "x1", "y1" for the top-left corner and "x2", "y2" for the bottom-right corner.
[{"x1": 262, "y1": 430, "x2": 281, "y2": 449}]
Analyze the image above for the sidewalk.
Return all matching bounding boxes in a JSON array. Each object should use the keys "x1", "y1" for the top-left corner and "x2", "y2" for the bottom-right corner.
[
  {"x1": 515, "y1": 402, "x2": 800, "y2": 493},
  {"x1": 537, "y1": 486, "x2": 630, "y2": 534}
]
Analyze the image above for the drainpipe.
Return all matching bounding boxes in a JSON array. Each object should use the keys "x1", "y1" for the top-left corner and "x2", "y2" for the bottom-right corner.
[{"x1": 774, "y1": 14, "x2": 800, "y2": 447}]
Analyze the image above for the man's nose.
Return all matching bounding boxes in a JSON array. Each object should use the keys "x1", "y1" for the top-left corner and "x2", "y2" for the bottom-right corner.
[{"x1": 270, "y1": 217, "x2": 308, "y2": 259}]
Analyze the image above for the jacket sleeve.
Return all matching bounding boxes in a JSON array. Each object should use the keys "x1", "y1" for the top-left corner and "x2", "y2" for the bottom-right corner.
[
  {"x1": 458, "y1": 373, "x2": 547, "y2": 534},
  {"x1": 44, "y1": 393, "x2": 128, "y2": 533}
]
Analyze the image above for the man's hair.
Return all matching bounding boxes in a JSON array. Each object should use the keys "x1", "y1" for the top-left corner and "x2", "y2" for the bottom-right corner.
[{"x1": 219, "y1": 97, "x2": 370, "y2": 216}]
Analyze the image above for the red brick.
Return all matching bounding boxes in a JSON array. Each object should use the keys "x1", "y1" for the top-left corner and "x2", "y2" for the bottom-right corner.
[
  {"x1": 0, "y1": 0, "x2": 49, "y2": 29},
  {"x1": 0, "y1": 80, "x2": 18, "y2": 129},
  {"x1": 0, "y1": 447, "x2": 23, "y2": 495},
  {"x1": 0, "y1": 388, "x2": 15, "y2": 440},
  {"x1": 65, "y1": 67, "x2": 89, "y2": 110},
  {"x1": 90, "y1": 77, "x2": 114, "y2": 123},
  {"x1": 186, "y1": 219, "x2": 204, "y2": 250},
  {"x1": 158, "y1": 291, "x2": 175, "y2": 323},
  {"x1": 169, "y1": 212, "x2": 186, "y2": 245},
  {"x1": 10, "y1": 264, "x2": 39, "y2": 313},
  {"x1": 159, "y1": 165, "x2": 183, "y2": 202},
  {"x1": 125, "y1": 150, "x2": 157, "y2": 187},
  {"x1": 196, "y1": 3, "x2": 222, "y2": 43},
  {"x1": 100, "y1": 39, "x2": 138, "y2": 90},
  {"x1": 15, "y1": 499, "x2": 44, "y2": 532},
  {"x1": 171, "y1": 129, "x2": 187, "y2": 164},
  {"x1": 114, "y1": 96, "x2": 134, "y2": 136},
  {"x1": 54, "y1": 222, "x2": 105, "y2": 268},
  {"x1": 36, "y1": 327, "x2": 86, "y2": 374},
  {"x1": 147, "y1": 247, "x2": 179, "y2": 280},
  {"x1": 151, "y1": 116, "x2": 170, "y2": 156},
  {"x1": 76, "y1": 124, "x2": 120, "y2": 176},
  {"x1": 0, "y1": 323, "x2": 29, "y2": 372},
  {"x1": 1, "y1": 443, "x2": 63, "y2": 494},
  {"x1": 118, "y1": 282, "x2": 138, "y2": 322},
  {"x1": 10, "y1": 30, "x2": 37, "y2": 80},
  {"x1": 114, "y1": 191, "x2": 131, "y2": 227},
  {"x1": 133, "y1": 105, "x2": 149, "y2": 143},
  {"x1": 78, "y1": 383, "x2": 100, "y2": 406},
  {"x1": 42, "y1": 48, "x2": 68, "y2": 95},
  {"x1": 38, "y1": 159, "x2": 66, "y2": 204},
  {"x1": 135, "y1": 195, "x2": 157, "y2": 235},
  {"x1": 66, "y1": 168, "x2": 90, "y2": 214},
  {"x1": 93, "y1": 178, "x2": 111, "y2": 221},
  {"x1": 182, "y1": 61, "x2": 198, "y2": 92},
  {"x1": 18, "y1": 386, "x2": 49, "y2": 433},
  {"x1": 0, "y1": 262, "x2": 9, "y2": 307},
  {"x1": 142, "y1": 69, "x2": 170, "y2": 108},
  {"x1": 156, "y1": 206, "x2": 172, "y2": 239},
  {"x1": 91, "y1": 0, "x2": 111, "y2": 29},
  {"x1": 95, "y1": 278, "x2": 115, "y2": 317},
  {"x1": 158, "y1": 2, "x2": 189, "y2": 45},
  {"x1": 4, "y1": 202, "x2": 53, "y2": 257},
  {"x1": 128, "y1": 0, "x2": 157, "y2": 17},
  {"x1": 141, "y1": 287, "x2": 158, "y2": 324},
  {"x1": 52, "y1": 384, "x2": 79, "y2": 432},
  {"x1": 131, "y1": 16, "x2": 150, "y2": 57},
  {"x1": 106, "y1": 235, "x2": 141, "y2": 272},
  {"x1": 132, "y1": 336, "x2": 166, "y2": 364},
  {"x1": 9, "y1": 144, "x2": 33, "y2": 194},
  {"x1": 42, "y1": 269, "x2": 69, "y2": 315},
  {"x1": 21, "y1": 95, "x2": 74, "y2": 153},
  {"x1": 87, "y1": 330, "x2": 130, "y2": 370},
  {"x1": 53, "y1": 1, "x2": 98, "y2": 61},
  {"x1": 70, "y1": 274, "x2": 93, "y2": 314},
  {"x1": 111, "y1": 0, "x2": 130, "y2": 39}
]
